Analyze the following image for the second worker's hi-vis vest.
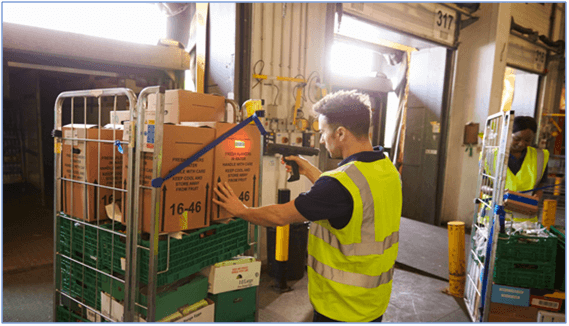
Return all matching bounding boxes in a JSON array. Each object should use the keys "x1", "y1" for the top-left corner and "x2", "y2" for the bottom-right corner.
[
  {"x1": 506, "y1": 146, "x2": 549, "y2": 222},
  {"x1": 481, "y1": 146, "x2": 549, "y2": 223},
  {"x1": 307, "y1": 158, "x2": 402, "y2": 322}
]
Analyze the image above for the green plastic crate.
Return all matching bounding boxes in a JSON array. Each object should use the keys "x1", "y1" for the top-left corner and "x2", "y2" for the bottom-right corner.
[
  {"x1": 496, "y1": 229, "x2": 558, "y2": 263},
  {"x1": 60, "y1": 258, "x2": 110, "y2": 311},
  {"x1": 493, "y1": 259, "x2": 556, "y2": 290},
  {"x1": 551, "y1": 225, "x2": 565, "y2": 243},
  {"x1": 100, "y1": 219, "x2": 250, "y2": 286},
  {"x1": 56, "y1": 306, "x2": 91, "y2": 323},
  {"x1": 209, "y1": 286, "x2": 257, "y2": 322},
  {"x1": 100, "y1": 273, "x2": 208, "y2": 321},
  {"x1": 58, "y1": 213, "x2": 124, "y2": 269},
  {"x1": 239, "y1": 313, "x2": 256, "y2": 322},
  {"x1": 551, "y1": 226, "x2": 565, "y2": 291}
]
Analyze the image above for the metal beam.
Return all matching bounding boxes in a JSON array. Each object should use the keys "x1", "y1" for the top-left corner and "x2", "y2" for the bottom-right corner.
[
  {"x1": 3, "y1": 22, "x2": 190, "y2": 71},
  {"x1": 7, "y1": 61, "x2": 119, "y2": 77}
]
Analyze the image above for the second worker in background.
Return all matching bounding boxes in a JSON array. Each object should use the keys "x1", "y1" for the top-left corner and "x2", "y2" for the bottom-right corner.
[{"x1": 213, "y1": 90, "x2": 403, "y2": 323}]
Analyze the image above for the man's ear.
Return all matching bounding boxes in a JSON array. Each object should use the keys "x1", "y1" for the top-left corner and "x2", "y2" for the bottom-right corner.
[{"x1": 336, "y1": 126, "x2": 347, "y2": 140}]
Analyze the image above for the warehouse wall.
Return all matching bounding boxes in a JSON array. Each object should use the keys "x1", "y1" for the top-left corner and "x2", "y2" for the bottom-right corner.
[
  {"x1": 440, "y1": 3, "x2": 565, "y2": 224},
  {"x1": 510, "y1": 3, "x2": 554, "y2": 37},
  {"x1": 440, "y1": 3, "x2": 511, "y2": 224},
  {"x1": 249, "y1": 3, "x2": 328, "y2": 262}
]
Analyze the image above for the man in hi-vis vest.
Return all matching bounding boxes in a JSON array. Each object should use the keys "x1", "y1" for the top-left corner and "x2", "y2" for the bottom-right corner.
[{"x1": 213, "y1": 90, "x2": 402, "y2": 322}]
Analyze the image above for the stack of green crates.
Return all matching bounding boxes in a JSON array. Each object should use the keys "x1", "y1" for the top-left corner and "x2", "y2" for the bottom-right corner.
[
  {"x1": 550, "y1": 225, "x2": 565, "y2": 291},
  {"x1": 56, "y1": 306, "x2": 92, "y2": 323},
  {"x1": 494, "y1": 228, "x2": 558, "y2": 290},
  {"x1": 98, "y1": 218, "x2": 250, "y2": 286},
  {"x1": 57, "y1": 213, "x2": 251, "y2": 321}
]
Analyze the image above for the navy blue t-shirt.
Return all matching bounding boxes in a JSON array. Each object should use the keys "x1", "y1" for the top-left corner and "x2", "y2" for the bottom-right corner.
[{"x1": 294, "y1": 146, "x2": 387, "y2": 230}]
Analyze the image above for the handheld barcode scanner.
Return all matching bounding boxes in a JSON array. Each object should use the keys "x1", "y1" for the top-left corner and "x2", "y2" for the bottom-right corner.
[{"x1": 264, "y1": 140, "x2": 319, "y2": 292}]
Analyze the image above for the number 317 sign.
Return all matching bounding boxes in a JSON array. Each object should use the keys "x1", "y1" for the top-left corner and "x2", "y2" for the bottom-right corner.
[{"x1": 433, "y1": 6, "x2": 456, "y2": 43}]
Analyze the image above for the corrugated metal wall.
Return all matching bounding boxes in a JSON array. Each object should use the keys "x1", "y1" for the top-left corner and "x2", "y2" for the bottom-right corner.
[
  {"x1": 249, "y1": 3, "x2": 328, "y2": 263},
  {"x1": 511, "y1": 3, "x2": 553, "y2": 37},
  {"x1": 250, "y1": 3, "x2": 327, "y2": 115},
  {"x1": 250, "y1": 2, "x2": 328, "y2": 206}
]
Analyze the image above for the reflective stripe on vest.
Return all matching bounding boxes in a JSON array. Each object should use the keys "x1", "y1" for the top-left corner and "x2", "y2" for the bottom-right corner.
[
  {"x1": 307, "y1": 255, "x2": 395, "y2": 288},
  {"x1": 310, "y1": 225, "x2": 399, "y2": 256}
]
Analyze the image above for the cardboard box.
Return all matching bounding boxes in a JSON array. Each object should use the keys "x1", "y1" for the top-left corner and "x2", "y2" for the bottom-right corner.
[
  {"x1": 181, "y1": 122, "x2": 261, "y2": 221},
  {"x1": 101, "y1": 291, "x2": 125, "y2": 322},
  {"x1": 488, "y1": 302, "x2": 539, "y2": 322},
  {"x1": 101, "y1": 292, "x2": 146, "y2": 322},
  {"x1": 491, "y1": 284, "x2": 531, "y2": 306},
  {"x1": 204, "y1": 258, "x2": 261, "y2": 294},
  {"x1": 122, "y1": 123, "x2": 215, "y2": 233},
  {"x1": 537, "y1": 310, "x2": 566, "y2": 322},
  {"x1": 62, "y1": 124, "x2": 123, "y2": 221},
  {"x1": 174, "y1": 299, "x2": 215, "y2": 322},
  {"x1": 86, "y1": 309, "x2": 102, "y2": 322},
  {"x1": 530, "y1": 295, "x2": 563, "y2": 312},
  {"x1": 148, "y1": 90, "x2": 226, "y2": 124},
  {"x1": 109, "y1": 110, "x2": 131, "y2": 126}
]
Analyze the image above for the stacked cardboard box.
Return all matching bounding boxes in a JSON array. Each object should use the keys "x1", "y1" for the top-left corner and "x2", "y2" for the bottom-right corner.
[
  {"x1": 201, "y1": 257, "x2": 260, "y2": 322},
  {"x1": 122, "y1": 123, "x2": 216, "y2": 233},
  {"x1": 118, "y1": 90, "x2": 261, "y2": 234},
  {"x1": 61, "y1": 124, "x2": 123, "y2": 222},
  {"x1": 489, "y1": 283, "x2": 566, "y2": 322},
  {"x1": 181, "y1": 122, "x2": 261, "y2": 222}
]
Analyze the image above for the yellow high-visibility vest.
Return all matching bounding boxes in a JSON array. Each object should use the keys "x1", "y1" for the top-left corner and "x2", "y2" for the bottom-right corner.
[
  {"x1": 307, "y1": 158, "x2": 402, "y2": 322},
  {"x1": 480, "y1": 147, "x2": 549, "y2": 223}
]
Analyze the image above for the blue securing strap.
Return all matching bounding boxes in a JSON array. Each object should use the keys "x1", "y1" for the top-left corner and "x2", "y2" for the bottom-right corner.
[
  {"x1": 494, "y1": 204, "x2": 505, "y2": 216},
  {"x1": 503, "y1": 193, "x2": 538, "y2": 206},
  {"x1": 114, "y1": 140, "x2": 124, "y2": 154},
  {"x1": 519, "y1": 183, "x2": 561, "y2": 194},
  {"x1": 151, "y1": 113, "x2": 267, "y2": 188}
]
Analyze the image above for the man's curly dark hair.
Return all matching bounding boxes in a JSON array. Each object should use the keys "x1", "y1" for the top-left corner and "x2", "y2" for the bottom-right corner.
[{"x1": 312, "y1": 90, "x2": 371, "y2": 138}]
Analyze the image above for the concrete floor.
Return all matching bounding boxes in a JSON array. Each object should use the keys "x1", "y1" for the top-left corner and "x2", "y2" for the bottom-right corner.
[
  {"x1": 3, "y1": 257, "x2": 471, "y2": 323},
  {"x1": 2, "y1": 183, "x2": 565, "y2": 322}
]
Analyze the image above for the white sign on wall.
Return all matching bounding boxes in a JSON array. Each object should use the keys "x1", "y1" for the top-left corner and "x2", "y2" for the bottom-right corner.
[{"x1": 433, "y1": 6, "x2": 457, "y2": 43}]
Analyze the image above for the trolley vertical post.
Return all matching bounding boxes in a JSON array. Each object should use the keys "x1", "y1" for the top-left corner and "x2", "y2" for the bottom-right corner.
[
  {"x1": 53, "y1": 88, "x2": 137, "y2": 322},
  {"x1": 134, "y1": 86, "x2": 166, "y2": 322},
  {"x1": 463, "y1": 110, "x2": 514, "y2": 322}
]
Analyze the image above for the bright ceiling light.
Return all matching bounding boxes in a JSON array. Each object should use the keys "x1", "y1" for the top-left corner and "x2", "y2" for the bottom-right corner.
[
  {"x1": 330, "y1": 42, "x2": 374, "y2": 77},
  {"x1": 3, "y1": 3, "x2": 166, "y2": 46}
]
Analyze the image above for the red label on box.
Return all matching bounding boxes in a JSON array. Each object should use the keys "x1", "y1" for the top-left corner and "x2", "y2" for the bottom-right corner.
[{"x1": 530, "y1": 295, "x2": 562, "y2": 312}]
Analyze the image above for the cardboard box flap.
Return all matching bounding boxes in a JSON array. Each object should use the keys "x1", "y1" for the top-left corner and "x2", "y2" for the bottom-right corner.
[
  {"x1": 63, "y1": 123, "x2": 98, "y2": 129},
  {"x1": 179, "y1": 122, "x2": 220, "y2": 129},
  {"x1": 103, "y1": 123, "x2": 125, "y2": 130}
]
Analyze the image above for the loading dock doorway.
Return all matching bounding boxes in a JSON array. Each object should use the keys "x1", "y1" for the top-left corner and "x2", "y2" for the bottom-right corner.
[{"x1": 324, "y1": 6, "x2": 460, "y2": 225}]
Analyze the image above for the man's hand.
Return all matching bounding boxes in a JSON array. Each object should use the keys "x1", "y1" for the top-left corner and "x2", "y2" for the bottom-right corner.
[
  {"x1": 282, "y1": 155, "x2": 322, "y2": 184},
  {"x1": 212, "y1": 182, "x2": 248, "y2": 217}
]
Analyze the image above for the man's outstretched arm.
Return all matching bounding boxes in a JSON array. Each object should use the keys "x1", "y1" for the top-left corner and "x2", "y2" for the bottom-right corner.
[{"x1": 212, "y1": 182, "x2": 308, "y2": 227}]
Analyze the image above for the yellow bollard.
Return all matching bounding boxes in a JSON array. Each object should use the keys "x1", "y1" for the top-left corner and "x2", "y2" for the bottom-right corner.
[
  {"x1": 275, "y1": 225, "x2": 290, "y2": 262},
  {"x1": 448, "y1": 221, "x2": 466, "y2": 297},
  {"x1": 542, "y1": 199, "x2": 557, "y2": 230},
  {"x1": 554, "y1": 177, "x2": 562, "y2": 196}
]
